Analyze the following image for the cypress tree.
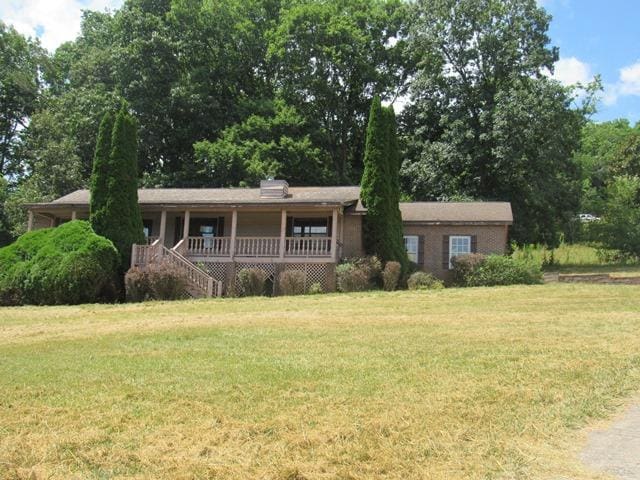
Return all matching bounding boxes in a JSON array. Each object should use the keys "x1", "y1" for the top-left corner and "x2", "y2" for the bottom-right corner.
[
  {"x1": 89, "y1": 111, "x2": 114, "y2": 234},
  {"x1": 360, "y1": 97, "x2": 408, "y2": 269},
  {"x1": 360, "y1": 96, "x2": 388, "y2": 257},
  {"x1": 89, "y1": 106, "x2": 144, "y2": 270},
  {"x1": 382, "y1": 106, "x2": 409, "y2": 271}
]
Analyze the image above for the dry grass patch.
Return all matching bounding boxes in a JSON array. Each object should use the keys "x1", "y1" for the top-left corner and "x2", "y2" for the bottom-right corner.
[{"x1": 1, "y1": 284, "x2": 639, "y2": 479}]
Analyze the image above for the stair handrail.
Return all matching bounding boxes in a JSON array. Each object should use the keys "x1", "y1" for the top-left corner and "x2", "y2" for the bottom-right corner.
[{"x1": 160, "y1": 244, "x2": 219, "y2": 297}]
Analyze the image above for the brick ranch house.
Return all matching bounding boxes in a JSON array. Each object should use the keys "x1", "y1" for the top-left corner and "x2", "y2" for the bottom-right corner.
[{"x1": 25, "y1": 180, "x2": 512, "y2": 297}]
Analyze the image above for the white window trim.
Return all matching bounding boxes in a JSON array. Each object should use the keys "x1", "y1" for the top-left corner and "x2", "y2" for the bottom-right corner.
[
  {"x1": 404, "y1": 235, "x2": 419, "y2": 264},
  {"x1": 449, "y1": 235, "x2": 471, "y2": 269}
]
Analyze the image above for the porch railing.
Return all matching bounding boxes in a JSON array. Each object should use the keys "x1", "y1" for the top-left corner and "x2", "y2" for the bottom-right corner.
[
  {"x1": 285, "y1": 237, "x2": 331, "y2": 257},
  {"x1": 235, "y1": 237, "x2": 280, "y2": 257},
  {"x1": 187, "y1": 236, "x2": 231, "y2": 256},
  {"x1": 182, "y1": 236, "x2": 333, "y2": 258}
]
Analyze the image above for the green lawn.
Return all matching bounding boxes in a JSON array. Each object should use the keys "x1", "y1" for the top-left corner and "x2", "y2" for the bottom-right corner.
[{"x1": 2, "y1": 285, "x2": 640, "y2": 479}]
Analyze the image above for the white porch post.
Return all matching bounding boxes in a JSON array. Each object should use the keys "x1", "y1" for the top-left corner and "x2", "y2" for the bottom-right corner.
[
  {"x1": 331, "y1": 208, "x2": 338, "y2": 261},
  {"x1": 27, "y1": 211, "x2": 34, "y2": 231},
  {"x1": 159, "y1": 209, "x2": 167, "y2": 245},
  {"x1": 49, "y1": 216, "x2": 55, "y2": 227},
  {"x1": 183, "y1": 210, "x2": 190, "y2": 241},
  {"x1": 230, "y1": 209, "x2": 238, "y2": 258},
  {"x1": 279, "y1": 209, "x2": 287, "y2": 259},
  {"x1": 71, "y1": 210, "x2": 77, "y2": 221}
]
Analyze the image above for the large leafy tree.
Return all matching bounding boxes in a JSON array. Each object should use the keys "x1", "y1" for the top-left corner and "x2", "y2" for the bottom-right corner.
[
  {"x1": 193, "y1": 100, "x2": 333, "y2": 187},
  {"x1": 268, "y1": 0, "x2": 412, "y2": 183},
  {"x1": 0, "y1": 22, "x2": 46, "y2": 178},
  {"x1": 592, "y1": 175, "x2": 640, "y2": 258},
  {"x1": 401, "y1": 0, "x2": 588, "y2": 244},
  {"x1": 573, "y1": 120, "x2": 639, "y2": 215}
]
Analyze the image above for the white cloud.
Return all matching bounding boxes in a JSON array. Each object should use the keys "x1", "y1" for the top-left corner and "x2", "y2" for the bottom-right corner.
[
  {"x1": 0, "y1": 0, "x2": 123, "y2": 52},
  {"x1": 601, "y1": 61, "x2": 640, "y2": 106},
  {"x1": 550, "y1": 57, "x2": 592, "y2": 86},
  {"x1": 619, "y1": 62, "x2": 640, "y2": 96}
]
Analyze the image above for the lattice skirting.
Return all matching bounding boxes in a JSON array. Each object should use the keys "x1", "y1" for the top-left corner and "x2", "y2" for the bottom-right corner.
[
  {"x1": 199, "y1": 262, "x2": 336, "y2": 296},
  {"x1": 280, "y1": 263, "x2": 333, "y2": 293},
  {"x1": 233, "y1": 263, "x2": 277, "y2": 296},
  {"x1": 199, "y1": 262, "x2": 232, "y2": 295}
]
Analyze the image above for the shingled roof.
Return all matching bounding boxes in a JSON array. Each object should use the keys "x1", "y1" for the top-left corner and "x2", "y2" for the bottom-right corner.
[
  {"x1": 37, "y1": 186, "x2": 362, "y2": 207},
  {"x1": 399, "y1": 202, "x2": 513, "y2": 224},
  {"x1": 27, "y1": 187, "x2": 512, "y2": 224}
]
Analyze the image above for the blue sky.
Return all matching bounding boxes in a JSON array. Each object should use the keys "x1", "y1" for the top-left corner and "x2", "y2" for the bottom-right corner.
[
  {"x1": 1, "y1": 0, "x2": 638, "y2": 124},
  {"x1": 542, "y1": 0, "x2": 640, "y2": 123}
]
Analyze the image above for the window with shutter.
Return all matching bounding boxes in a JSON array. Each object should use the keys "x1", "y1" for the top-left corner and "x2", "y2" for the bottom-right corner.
[
  {"x1": 448, "y1": 235, "x2": 472, "y2": 269},
  {"x1": 403, "y1": 235, "x2": 419, "y2": 263}
]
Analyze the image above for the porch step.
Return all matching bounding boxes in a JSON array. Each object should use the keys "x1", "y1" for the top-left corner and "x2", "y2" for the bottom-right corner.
[{"x1": 132, "y1": 241, "x2": 221, "y2": 298}]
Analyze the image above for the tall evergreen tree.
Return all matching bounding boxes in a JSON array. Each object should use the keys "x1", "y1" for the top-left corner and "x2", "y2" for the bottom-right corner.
[
  {"x1": 382, "y1": 106, "x2": 409, "y2": 271},
  {"x1": 90, "y1": 106, "x2": 144, "y2": 269},
  {"x1": 360, "y1": 97, "x2": 408, "y2": 269},
  {"x1": 89, "y1": 111, "x2": 114, "y2": 233}
]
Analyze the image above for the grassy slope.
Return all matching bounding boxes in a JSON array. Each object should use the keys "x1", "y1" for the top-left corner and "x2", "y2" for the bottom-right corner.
[
  {"x1": 1, "y1": 285, "x2": 640, "y2": 479},
  {"x1": 512, "y1": 243, "x2": 640, "y2": 276}
]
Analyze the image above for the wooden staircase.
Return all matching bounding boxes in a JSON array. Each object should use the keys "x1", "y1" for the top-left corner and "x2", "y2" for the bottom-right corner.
[{"x1": 131, "y1": 239, "x2": 222, "y2": 298}]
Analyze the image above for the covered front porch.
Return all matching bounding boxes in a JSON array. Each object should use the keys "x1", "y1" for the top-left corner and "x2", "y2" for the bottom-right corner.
[{"x1": 143, "y1": 207, "x2": 341, "y2": 262}]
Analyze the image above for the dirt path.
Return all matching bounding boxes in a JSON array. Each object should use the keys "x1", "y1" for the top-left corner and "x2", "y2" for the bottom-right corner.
[{"x1": 581, "y1": 403, "x2": 640, "y2": 479}]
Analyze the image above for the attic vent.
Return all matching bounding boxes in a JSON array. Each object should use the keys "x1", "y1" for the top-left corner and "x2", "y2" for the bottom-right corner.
[{"x1": 260, "y1": 179, "x2": 289, "y2": 198}]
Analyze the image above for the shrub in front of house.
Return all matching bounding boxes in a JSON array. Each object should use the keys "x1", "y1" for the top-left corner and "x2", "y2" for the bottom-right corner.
[
  {"x1": 0, "y1": 221, "x2": 119, "y2": 306},
  {"x1": 336, "y1": 263, "x2": 370, "y2": 292},
  {"x1": 278, "y1": 270, "x2": 306, "y2": 296},
  {"x1": 146, "y1": 262, "x2": 188, "y2": 300},
  {"x1": 451, "y1": 253, "x2": 487, "y2": 286},
  {"x1": 125, "y1": 267, "x2": 151, "y2": 302},
  {"x1": 237, "y1": 268, "x2": 268, "y2": 296},
  {"x1": 337, "y1": 256, "x2": 382, "y2": 292},
  {"x1": 382, "y1": 261, "x2": 401, "y2": 291},
  {"x1": 407, "y1": 271, "x2": 444, "y2": 290},
  {"x1": 308, "y1": 282, "x2": 323, "y2": 294},
  {"x1": 353, "y1": 256, "x2": 382, "y2": 285},
  {"x1": 124, "y1": 262, "x2": 188, "y2": 301},
  {"x1": 453, "y1": 254, "x2": 543, "y2": 287}
]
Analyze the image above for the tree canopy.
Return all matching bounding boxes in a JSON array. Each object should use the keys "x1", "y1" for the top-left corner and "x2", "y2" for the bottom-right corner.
[{"x1": 0, "y1": 0, "x2": 611, "y2": 247}]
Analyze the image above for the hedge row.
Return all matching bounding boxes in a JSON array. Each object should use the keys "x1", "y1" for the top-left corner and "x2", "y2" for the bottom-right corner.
[{"x1": 452, "y1": 254, "x2": 543, "y2": 287}]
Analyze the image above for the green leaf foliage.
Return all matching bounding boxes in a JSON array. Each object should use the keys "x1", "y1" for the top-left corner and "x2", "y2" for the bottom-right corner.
[
  {"x1": 0, "y1": 22, "x2": 46, "y2": 178},
  {"x1": 401, "y1": 0, "x2": 587, "y2": 245},
  {"x1": 89, "y1": 111, "x2": 114, "y2": 230},
  {"x1": 591, "y1": 176, "x2": 640, "y2": 258},
  {"x1": 193, "y1": 101, "x2": 333, "y2": 187},
  {"x1": 452, "y1": 254, "x2": 543, "y2": 287},
  {"x1": 361, "y1": 97, "x2": 408, "y2": 269},
  {"x1": 0, "y1": 220, "x2": 119, "y2": 305},
  {"x1": 573, "y1": 120, "x2": 640, "y2": 216},
  {"x1": 90, "y1": 107, "x2": 145, "y2": 269},
  {"x1": 267, "y1": 0, "x2": 411, "y2": 182}
]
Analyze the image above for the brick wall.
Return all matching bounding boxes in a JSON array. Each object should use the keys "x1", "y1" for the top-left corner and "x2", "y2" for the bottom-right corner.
[{"x1": 403, "y1": 224, "x2": 509, "y2": 281}]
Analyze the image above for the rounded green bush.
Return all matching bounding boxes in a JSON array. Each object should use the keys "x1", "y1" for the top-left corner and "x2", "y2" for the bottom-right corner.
[
  {"x1": 407, "y1": 271, "x2": 444, "y2": 290},
  {"x1": 0, "y1": 221, "x2": 120, "y2": 305}
]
